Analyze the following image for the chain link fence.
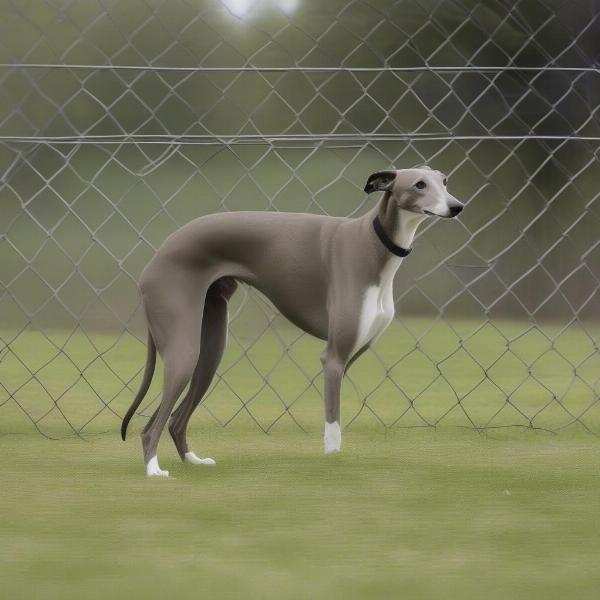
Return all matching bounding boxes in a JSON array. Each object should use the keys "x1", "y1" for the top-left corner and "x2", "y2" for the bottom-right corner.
[{"x1": 1, "y1": 0, "x2": 599, "y2": 438}]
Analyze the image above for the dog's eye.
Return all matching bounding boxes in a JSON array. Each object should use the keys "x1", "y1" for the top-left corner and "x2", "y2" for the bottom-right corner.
[
  {"x1": 443, "y1": 178, "x2": 448, "y2": 186},
  {"x1": 415, "y1": 180, "x2": 426, "y2": 190}
]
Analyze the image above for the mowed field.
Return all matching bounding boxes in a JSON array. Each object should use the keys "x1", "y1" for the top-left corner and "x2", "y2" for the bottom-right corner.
[
  {"x1": 1, "y1": 428, "x2": 600, "y2": 599},
  {"x1": 1, "y1": 319, "x2": 599, "y2": 599}
]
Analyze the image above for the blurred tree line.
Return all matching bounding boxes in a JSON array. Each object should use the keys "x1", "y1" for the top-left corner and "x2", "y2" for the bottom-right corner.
[{"x1": 0, "y1": 0, "x2": 598, "y2": 328}]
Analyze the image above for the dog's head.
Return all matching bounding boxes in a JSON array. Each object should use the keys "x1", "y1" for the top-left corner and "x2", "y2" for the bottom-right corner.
[{"x1": 364, "y1": 167, "x2": 463, "y2": 218}]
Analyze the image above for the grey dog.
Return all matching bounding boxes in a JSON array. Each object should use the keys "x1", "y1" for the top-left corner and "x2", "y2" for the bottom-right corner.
[{"x1": 121, "y1": 167, "x2": 464, "y2": 476}]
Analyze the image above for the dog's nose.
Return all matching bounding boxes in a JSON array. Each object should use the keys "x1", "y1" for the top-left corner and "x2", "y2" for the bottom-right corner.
[{"x1": 449, "y1": 204, "x2": 463, "y2": 217}]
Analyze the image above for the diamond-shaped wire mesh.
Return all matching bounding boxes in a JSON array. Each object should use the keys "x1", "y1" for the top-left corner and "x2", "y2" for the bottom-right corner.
[{"x1": 0, "y1": 0, "x2": 599, "y2": 438}]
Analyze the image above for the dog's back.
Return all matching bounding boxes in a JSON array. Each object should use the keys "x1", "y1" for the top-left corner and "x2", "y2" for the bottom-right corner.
[{"x1": 141, "y1": 211, "x2": 346, "y2": 339}]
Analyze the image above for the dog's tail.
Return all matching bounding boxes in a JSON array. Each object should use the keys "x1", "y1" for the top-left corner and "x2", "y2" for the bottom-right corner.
[{"x1": 121, "y1": 330, "x2": 157, "y2": 441}]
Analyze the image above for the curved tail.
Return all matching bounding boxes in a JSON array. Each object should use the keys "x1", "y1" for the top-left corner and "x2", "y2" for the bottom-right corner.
[{"x1": 121, "y1": 331, "x2": 157, "y2": 441}]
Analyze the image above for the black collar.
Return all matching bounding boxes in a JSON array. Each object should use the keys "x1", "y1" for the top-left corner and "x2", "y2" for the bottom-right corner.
[{"x1": 372, "y1": 215, "x2": 412, "y2": 257}]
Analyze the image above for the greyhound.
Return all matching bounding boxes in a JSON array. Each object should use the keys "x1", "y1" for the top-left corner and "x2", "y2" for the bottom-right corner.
[{"x1": 121, "y1": 167, "x2": 464, "y2": 476}]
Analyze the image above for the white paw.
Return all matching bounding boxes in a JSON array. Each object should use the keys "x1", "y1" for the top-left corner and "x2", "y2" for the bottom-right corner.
[
  {"x1": 184, "y1": 452, "x2": 216, "y2": 466},
  {"x1": 146, "y1": 456, "x2": 169, "y2": 477},
  {"x1": 324, "y1": 421, "x2": 342, "y2": 454}
]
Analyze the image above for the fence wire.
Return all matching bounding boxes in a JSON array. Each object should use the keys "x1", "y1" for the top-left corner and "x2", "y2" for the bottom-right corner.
[{"x1": 0, "y1": 0, "x2": 599, "y2": 438}]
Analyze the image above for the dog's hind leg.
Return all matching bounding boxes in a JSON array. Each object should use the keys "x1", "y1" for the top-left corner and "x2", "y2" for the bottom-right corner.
[
  {"x1": 168, "y1": 278, "x2": 236, "y2": 465},
  {"x1": 140, "y1": 281, "x2": 209, "y2": 477},
  {"x1": 142, "y1": 336, "x2": 202, "y2": 477}
]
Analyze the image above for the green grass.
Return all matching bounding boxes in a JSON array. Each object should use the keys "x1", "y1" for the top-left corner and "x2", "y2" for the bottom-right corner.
[
  {"x1": 1, "y1": 428, "x2": 599, "y2": 599},
  {"x1": 1, "y1": 317, "x2": 599, "y2": 437},
  {"x1": 1, "y1": 320, "x2": 599, "y2": 598}
]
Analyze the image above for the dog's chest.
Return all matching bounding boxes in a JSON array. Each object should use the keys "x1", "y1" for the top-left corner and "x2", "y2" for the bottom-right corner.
[{"x1": 351, "y1": 260, "x2": 399, "y2": 356}]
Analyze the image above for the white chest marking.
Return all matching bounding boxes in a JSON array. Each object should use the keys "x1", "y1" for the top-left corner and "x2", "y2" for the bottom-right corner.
[{"x1": 351, "y1": 259, "x2": 400, "y2": 357}]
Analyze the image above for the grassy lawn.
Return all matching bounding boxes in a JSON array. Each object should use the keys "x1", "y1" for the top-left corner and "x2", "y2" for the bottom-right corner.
[
  {"x1": 1, "y1": 320, "x2": 599, "y2": 598},
  {"x1": 1, "y1": 316, "x2": 599, "y2": 437},
  {"x1": 1, "y1": 427, "x2": 599, "y2": 599}
]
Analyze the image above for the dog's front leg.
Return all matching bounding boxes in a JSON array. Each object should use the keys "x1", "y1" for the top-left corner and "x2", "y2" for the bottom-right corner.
[{"x1": 321, "y1": 352, "x2": 345, "y2": 454}]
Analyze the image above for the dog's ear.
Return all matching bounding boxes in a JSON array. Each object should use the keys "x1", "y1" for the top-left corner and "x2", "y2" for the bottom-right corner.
[{"x1": 364, "y1": 171, "x2": 396, "y2": 194}]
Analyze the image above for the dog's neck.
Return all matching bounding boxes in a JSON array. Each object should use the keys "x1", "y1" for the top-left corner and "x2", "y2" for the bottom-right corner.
[{"x1": 374, "y1": 191, "x2": 426, "y2": 252}]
